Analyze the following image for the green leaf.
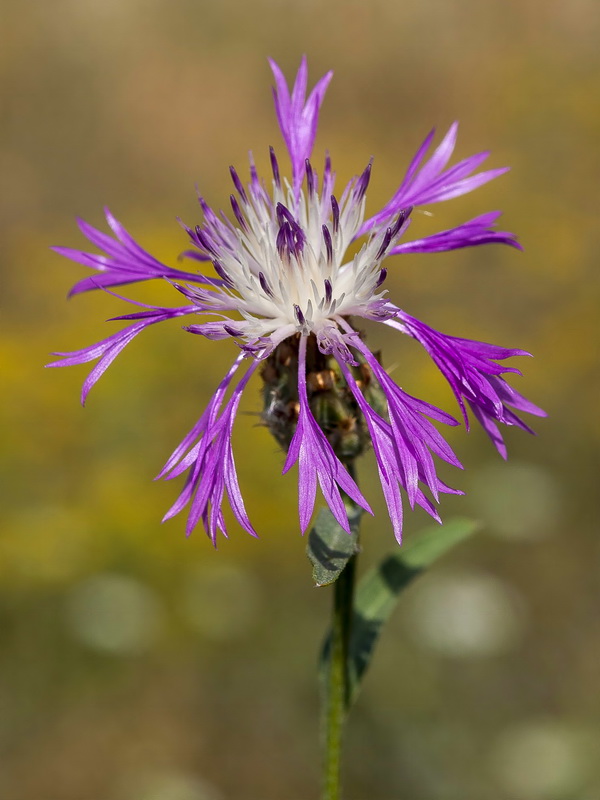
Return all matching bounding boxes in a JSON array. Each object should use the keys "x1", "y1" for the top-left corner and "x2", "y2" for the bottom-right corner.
[
  {"x1": 307, "y1": 503, "x2": 362, "y2": 587},
  {"x1": 320, "y1": 517, "x2": 480, "y2": 707}
]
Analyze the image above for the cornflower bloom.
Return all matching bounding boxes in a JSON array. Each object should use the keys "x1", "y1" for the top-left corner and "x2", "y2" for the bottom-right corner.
[{"x1": 48, "y1": 57, "x2": 544, "y2": 545}]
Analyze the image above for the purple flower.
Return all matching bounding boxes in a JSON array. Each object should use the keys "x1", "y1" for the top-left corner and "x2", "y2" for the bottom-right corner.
[{"x1": 48, "y1": 57, "x2": 544, "y2": 544}]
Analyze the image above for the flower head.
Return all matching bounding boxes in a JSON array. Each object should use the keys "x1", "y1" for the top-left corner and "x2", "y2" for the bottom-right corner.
[{"x1": 48, "y1": 57, "x2": 544, "y2": 545}]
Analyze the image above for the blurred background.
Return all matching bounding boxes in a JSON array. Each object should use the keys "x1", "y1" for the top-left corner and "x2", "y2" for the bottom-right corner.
[{"x1": 1, "y1": 0, "x2": 599, "y2": 798}]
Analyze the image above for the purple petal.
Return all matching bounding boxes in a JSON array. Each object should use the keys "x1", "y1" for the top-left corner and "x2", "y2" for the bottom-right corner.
[
  {"x1": 337, "y1": 348, "x2": 459, "y2": 544},
  {"x1": 162, "y1": 361, "x2": 260, "y2": 543},
  {"x1": 55, "y1": 210, "x2": 217, "y2": 297},
  {"x1": 422, "y1": 167, "x2": 510, "y2": 205},
  {"x1": 391, "y1": 212, "x2": 521, "y2": 255},
  {"x1": 283, "y1": 336, "x2": 371, "y2": 533},
  {"x1": 47, "y1": 304, "x2": 195, "y2": 404},
  {"x1": 269, "y1": 57, "x2": 333, "y2": 197},
  {"x1": 407, "y1": 121, "x2": 458, "y2": 196},
  {"x1": 359, "y1": 124, "x2": 510, "y2": 237},
  {"x1": 388, "y1": 310, "x2": 545, "y2": 454},
  {"x1": 157, "y1": 354, "x2": 244, "y2": 480}
]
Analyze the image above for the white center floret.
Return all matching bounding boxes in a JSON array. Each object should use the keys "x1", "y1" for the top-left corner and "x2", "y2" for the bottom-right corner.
[{"x1": 182, "y1": 159, "x2": 410, "y2": 355}]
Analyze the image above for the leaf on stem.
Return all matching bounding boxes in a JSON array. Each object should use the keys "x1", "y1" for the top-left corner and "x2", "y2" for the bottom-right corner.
[
  {"x1": 307, "y1": 504, "x2": 362, "y2": 587},
  {"x1": 321, "y1": 517, "x2": 480, "y2": 707}
]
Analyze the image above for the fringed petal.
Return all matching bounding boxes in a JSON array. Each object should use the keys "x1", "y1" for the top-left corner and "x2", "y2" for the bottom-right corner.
[
  {"x1": 390, "y1": 212, "x2": 521, "y2": 255},
  {"x1": 47, "y1": 304, "x2": 196, "y2": 404},
  {"x1": 337, "y1": 339, "x2": 461, "y2": 544},
  {"x1": 359, "y1": 123, "x2": 509, "y2": 237},
  {"x1": 282, "y1": 336, "x2": 372, "y2": 532},
  {"x1": 162, "y1": 359, "x2": 259, "y2": 544},
  {"x1": 388, "y1": 310, "x2": 546, "y2": 453},
  {"x1": 53, "y1": 209, "x2": 217, "y2": 297},
  {"x1": 269, "y1": 57, "x2": 333, "y2": 197}
]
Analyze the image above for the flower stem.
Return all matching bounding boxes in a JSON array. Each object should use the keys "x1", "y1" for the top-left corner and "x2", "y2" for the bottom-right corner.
[{"x1": 322, "y1": 549, "x2": 357, "y2": 800}]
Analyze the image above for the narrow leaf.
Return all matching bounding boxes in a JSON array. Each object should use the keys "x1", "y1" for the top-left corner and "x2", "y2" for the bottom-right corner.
[
  {"x1": 307, "y1": 503, "x2": 362, "y2": 587},
  {"x1": 320, "y1": 517, "x2": 479, "y2": 706}
]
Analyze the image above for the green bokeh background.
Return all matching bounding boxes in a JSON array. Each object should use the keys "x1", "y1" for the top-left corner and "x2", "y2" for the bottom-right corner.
[{"x1": 2, "y1": 1, "x2": 599, "y2": 798}]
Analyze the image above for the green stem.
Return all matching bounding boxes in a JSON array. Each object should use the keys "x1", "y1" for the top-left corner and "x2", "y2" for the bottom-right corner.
[{"x1": 322, "y1": 550, "x2": 357, "y2": 800}]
